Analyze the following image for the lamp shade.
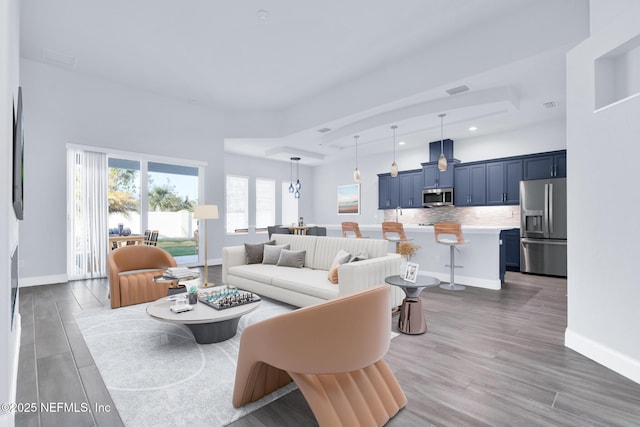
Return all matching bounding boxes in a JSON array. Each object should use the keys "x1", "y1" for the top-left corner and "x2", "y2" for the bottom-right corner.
[{"x1": 193, "y1": 204, "x2": 219, "y2": 220}]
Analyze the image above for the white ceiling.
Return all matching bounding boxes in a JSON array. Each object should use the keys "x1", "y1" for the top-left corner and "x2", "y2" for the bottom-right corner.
[{"x1": 19, "y1": 0, "x2": 590, "y2": 165}]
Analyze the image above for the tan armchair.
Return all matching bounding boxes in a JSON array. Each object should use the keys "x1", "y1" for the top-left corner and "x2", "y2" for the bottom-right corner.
[
  {"x1": 233, "y1": 285, "x2": 407, "y2": 426},
  {"x1": 107, "y1": 245, "x2": 177, "y2": 309}
]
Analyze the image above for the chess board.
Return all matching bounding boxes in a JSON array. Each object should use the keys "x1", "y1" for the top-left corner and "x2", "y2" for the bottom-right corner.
[{"x1": 198, "y1": 288, "x2": 261, "y2": 310}]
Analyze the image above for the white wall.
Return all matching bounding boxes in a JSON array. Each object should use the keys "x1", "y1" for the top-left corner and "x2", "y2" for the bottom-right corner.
[
  {"x1": 1, "y1": 0, "x2": 21, "y2": 424},
  {"x1": 312, "y1": 120, "x2": 566, "y2": 226},
  {"x1": 565, "y1": 0, "x2": 640, "y2": 383},
  {"x1": 19, "y1": 59, "x2": 226, "y2": 284},
  {"x1": 222, "y1": 153, "x2": 314, "y2": 247}
]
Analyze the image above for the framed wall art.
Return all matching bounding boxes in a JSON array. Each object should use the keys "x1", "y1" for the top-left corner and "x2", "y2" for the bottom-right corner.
[{"x1": 337, "y1": 183, "x2": 360, "y2": 215}]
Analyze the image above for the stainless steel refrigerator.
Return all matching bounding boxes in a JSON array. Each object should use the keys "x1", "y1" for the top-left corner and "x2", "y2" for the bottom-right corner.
[{"x1": 520, "y1": 177, "x2": 567, "y2": 277}]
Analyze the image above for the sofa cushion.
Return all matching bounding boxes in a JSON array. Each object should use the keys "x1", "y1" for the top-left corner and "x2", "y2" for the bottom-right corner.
[
  {"x1": 263, "y1": 244, "x2": 290, "y2": 265},
  {"x1": 277, "y1": 249, "x2": 306, "y2": 268},
  {"x1": 228, "y1": 264, "x2": 282, "y2": 283},
  {"x1": 271, "y1": 269, "x2": 339, "y2": 300},
  {"x1": 328, "y1": 249, "x2": 351, "y2": 284},
  {"x1": 349, "y1": 250, "x2": 369, "y2": 263},
  {"x1": 244, "y1": 240, "x2": 275, "y2": 264}
]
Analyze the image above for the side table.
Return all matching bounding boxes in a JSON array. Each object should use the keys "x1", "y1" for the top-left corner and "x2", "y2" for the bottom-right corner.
[
  {"x1": 385, "y1": 275, "x2": 440, "y2": 335},
  {"x1": 154, "y1": 272, "x2": 200, "y2": 296}
]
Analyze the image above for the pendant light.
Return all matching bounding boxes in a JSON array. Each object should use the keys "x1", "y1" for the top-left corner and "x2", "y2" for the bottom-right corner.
[
  {"x1": 353, "y1": 135, "x2": 361, "y2": 182},
  {"x1": 288, "y1": 158, "x2": 294, "y2": 193},
  {"x1": 438, "y1": 113, "x2": 448, "y2": 172},
  {"x1": 291, "y1": 156, "x2": 301, "y2": 198},
  {"x1": 390, "y1": 125, "x2": 399, "y2": 177}
]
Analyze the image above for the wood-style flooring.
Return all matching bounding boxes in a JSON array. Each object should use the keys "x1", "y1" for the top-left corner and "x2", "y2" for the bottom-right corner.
[{"x1": 15, "y1": 268, "x2": 640, "y2": 426}]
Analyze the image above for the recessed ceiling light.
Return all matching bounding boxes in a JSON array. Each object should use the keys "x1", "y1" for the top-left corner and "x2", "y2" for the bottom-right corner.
[
  {"x1": 257, "y1": 9, "x2": 269, "y2": 19},
  {"x1": 399, "y1": 141, "x2": 406, "y2": 145},
  {"x1": 469, "y1": 126, "x2": 477, "y2": 131}
]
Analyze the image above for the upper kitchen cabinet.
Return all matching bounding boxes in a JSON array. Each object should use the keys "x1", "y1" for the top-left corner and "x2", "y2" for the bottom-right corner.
[
  {"x1": 399, "y1": 169, "x2": 423, "y2": 208},
  {"x1": 486, "y1": 159, "x2": 523, "y2": 205},
  {"x1": 523, "y1": 150, "x2": 566, "y2": 180},
  {"x1": 422, "y1": 162, "x2": 454, "y2": 189},
  {"x1": 454, "y1": 164, "x2": 486, "y2": 206},
  {"x1": 378, "y1": 173, "x2": 400, "y2": 209}
]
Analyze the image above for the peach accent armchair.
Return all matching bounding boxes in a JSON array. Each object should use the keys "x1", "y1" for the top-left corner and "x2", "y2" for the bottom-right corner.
[
  {"x1": 233, "y1": 285, "x2": 407, "y2": 426},
  {"x1": 107, "y1": 245, "x2": 177, "y2": 309}
]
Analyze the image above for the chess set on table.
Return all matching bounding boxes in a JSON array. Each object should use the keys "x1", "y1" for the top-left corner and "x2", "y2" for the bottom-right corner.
[{"x1": 198, "y1": 288, "x2": 261, "y2": 310}]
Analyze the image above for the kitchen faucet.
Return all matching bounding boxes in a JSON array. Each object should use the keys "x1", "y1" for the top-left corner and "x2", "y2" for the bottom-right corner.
[{"x1": 395, "y1": 206, "x2": 402, "y2": 222}]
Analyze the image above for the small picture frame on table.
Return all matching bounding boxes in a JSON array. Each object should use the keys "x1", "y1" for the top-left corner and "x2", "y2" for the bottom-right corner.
[{"x1": 403, "y1": 262, "x2": 419, "y2": 283}]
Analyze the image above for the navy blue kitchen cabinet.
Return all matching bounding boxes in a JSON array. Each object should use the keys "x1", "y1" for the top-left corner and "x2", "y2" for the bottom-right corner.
[
  {"x1": 486, "y1": 159, "x2": 522, "y2": 205},
  {"x1": 378, "y1": 173, "x2": 400, "y2": 209},
  {"x1": 422, "y1": 162, "x2": 455, "y2": 189},
  {"x1": 501, "y1": 228, "x2": 521, "y2": 272},
  {"x1": 454, "y1": 164, "x2": 486, "y2": 206},
  {"x1": 523, "y1": 151, "x2": 566, "y2": 180},
  {"x1": 428, "y1": 139, "x2": 454, "y2": 162},
  {"x1": 399, "y1": 170, "x2": 423, "y2": 208}
]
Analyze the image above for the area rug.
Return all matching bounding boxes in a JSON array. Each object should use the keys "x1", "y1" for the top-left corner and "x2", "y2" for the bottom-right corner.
[{"x1": 74, "y1": 299, "x2": 297, "y2": 427}]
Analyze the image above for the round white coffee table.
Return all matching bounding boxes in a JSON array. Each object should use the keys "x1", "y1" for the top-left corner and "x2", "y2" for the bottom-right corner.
[{"x1": 146, "y1": 289, "x2": 261, "y2": 344}]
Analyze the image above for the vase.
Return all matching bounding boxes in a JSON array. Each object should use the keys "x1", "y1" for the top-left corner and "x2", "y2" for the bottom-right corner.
[
  {"x1": 188, "y1": 293, "x2": 198, "y2": 305},
  {"x1": 400, "y1": 257, "x2": 408, "y2": 277}
]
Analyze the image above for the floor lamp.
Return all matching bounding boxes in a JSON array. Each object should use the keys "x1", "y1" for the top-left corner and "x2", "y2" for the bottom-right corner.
[{"x1": 194, "y1": 204, "x2": 219, "y2": 288}]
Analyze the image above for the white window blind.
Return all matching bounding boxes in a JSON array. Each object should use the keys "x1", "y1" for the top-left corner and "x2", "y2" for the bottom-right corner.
[{"x1": 226, "y1": 175, "x2": 249, "y2": 233}]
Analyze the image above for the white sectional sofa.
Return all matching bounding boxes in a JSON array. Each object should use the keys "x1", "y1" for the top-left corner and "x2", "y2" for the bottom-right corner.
[{"x1": 222, "y1": 234, "x2": 404, "y2": 309}]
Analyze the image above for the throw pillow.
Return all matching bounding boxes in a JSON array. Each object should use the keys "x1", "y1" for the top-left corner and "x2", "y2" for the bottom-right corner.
[
  {"x1": 349, "y1": 250, "x2": 369, "y2": 263},
  {"x1": 262, "y1": 244, "x2": 290, "y2": 265},
  {"x1": 328, "y1": 249, "x2": 351, "y2": 284},
  {"x1": 244, "y1": 240, "x2": 275, "y2": 264},
  {"x1": 276, "y1": 249, "x2": 306, "y2": 268}
]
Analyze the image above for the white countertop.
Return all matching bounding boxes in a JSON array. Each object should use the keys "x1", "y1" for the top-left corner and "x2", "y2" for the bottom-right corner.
[{"x1": 324, "y1": 223, "x2": 517, "y2": 235}]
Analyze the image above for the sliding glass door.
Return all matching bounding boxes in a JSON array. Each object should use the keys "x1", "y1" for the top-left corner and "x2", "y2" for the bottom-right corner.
[
  {"x1": 147, "y1": 162, "x2": 199, "y2": 263},
  {"x1": 69, "y1": 146, "x2": 205, "y2": 280}
]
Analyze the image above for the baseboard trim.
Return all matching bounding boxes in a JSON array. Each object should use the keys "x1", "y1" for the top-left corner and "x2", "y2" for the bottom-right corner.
[
  {"x1": 420, "y1": 270, "x2": 501, "y2": 290},
  {"x1": 20, "y1": 274, "x2": 68, "y2": 287},
  {"x1": 565, "y1": 328, "x2": 640, "y2": 385},
  {"x1": 1, "y1": 314, "x2": 21, "y2": 427}
]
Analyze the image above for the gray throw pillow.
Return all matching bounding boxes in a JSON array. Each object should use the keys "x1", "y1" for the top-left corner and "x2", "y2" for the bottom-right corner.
[
  {"x1": 349, "y1": 250, "x2": 369, "y2": 263},
  {"x1": 333, "y1": 249, "x2": 351, "y2": 265},
  {"x1": 277, "y1": 249, "x2": 306, "y2": 268},
  {"x1": 262, "y1": 244, "x2": 290, "y2": 265},
  {"x1": 244, "y1": 240, "x2": 275, "y2": 264}
]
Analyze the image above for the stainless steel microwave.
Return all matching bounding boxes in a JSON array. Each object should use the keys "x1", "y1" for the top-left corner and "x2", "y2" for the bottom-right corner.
[{"x1": 422, "y1": 188, "x2": 454, "y2": 207}]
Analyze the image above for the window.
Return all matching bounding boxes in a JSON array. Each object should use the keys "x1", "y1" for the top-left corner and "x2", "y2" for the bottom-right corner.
[
  {"x1": 255, "y1": 178, "x2": 275, "y2": 231},
  {"x1": 281, "y1": 181, "x2": 298, "y2": 226},
  {"x1": 226, "y1": 175, "x2": 249, "y2": 233}
]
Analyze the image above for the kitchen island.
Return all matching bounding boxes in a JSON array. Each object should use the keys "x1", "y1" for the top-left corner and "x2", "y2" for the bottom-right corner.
[{"x1": 326, "y1": 224, "x2": 517, "y2": 290}]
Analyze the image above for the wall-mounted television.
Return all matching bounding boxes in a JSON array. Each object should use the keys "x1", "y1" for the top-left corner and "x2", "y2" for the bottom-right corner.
[{"x1": 13, "y1": 86, "x2": 24, "y2": 220}]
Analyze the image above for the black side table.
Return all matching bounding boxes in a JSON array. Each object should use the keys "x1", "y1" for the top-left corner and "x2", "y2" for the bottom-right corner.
[{"x1": 385, "y1": 275, "x2": 440, "y2": 335}]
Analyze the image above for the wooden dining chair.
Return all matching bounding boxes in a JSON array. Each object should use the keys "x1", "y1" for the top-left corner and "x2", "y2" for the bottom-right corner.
[
  {"x1": 341, "y1": 221, "x2": 364, "y2": 238},
  {"x1": 143, "y1": 229, "x2": 152, "y2": 245},
  {"x1": 148, "y1": 230, "x2": 159, "y2": 246}
]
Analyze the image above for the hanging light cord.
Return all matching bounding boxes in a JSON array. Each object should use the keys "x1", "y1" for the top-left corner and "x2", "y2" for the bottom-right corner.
[
  {"x1": 440, "y1": 114, "x2": 445, "y2": 153},
  {"x1": 392, "y1": 126, "x2": 397, "y2": 162},
  {"x1": 355, "y1": 135, "x2": 359, "y2": 168}
]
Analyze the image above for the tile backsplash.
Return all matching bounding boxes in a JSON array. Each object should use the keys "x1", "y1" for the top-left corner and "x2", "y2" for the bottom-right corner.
[{"x1": 383, "y1": 205, "x2": 520, "y2": 227}]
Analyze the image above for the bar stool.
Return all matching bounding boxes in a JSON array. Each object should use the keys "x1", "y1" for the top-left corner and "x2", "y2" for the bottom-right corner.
[
  {"x1": 342, "y1": 222, "x2": 366, "y2": 238},
  {"x1": 433, "y1": 222, "x2": 468, "y2": 291},
  {"x1": 382, "y1": 222, "x2": 412, "y2": 252}
]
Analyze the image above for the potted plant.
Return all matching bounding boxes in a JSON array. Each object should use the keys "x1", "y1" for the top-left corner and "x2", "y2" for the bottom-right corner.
[{"x1": 188, "y1": 285, "x2": 198, "y2": 304}]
